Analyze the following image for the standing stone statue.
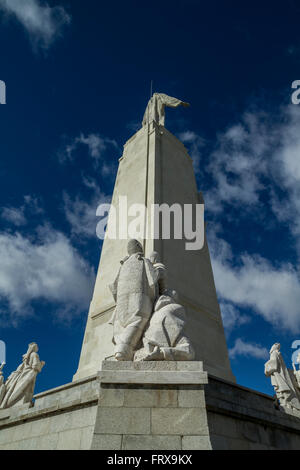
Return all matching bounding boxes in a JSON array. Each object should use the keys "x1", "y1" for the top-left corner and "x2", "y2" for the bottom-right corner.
[
  {"x1": 142, "y1": 93, "x2": 190, "y2": 127},
  {"x1": 134, "y1": 290, "x2": 195, "y2": 362},
  {"x1": 264, "y1": 343, "x2": 300, "y2": 411},
  {"x1": 109, "y1": 240, "x2": 158, "y2": 361},
  {"x1": 0, "y1": 343, "x2": 45, "y2": 409}
]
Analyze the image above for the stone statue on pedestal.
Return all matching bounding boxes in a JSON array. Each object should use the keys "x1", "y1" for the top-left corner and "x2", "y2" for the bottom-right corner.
[
  {"x1": 134, "y1": 289, "x2": 195, "y2": 361},
  {"x1": 109, "y1": 240, "x2": 194, "y2": 362},
  {"x1": 109, "y1": 240, "x2": 158, "y2": 361},
  {"x1": 0, "y1": 343, "x2": 45, "y2": 409},
  {"x1": 142, "y1": 93, "x2": 190, "y2": 127},
  {"x1": 264, "y1": 343, "x2": 300, "y2": 411}
]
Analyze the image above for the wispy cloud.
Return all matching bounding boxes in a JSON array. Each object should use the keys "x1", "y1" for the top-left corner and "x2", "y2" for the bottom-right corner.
[
  {"x1": 229, "y1": 338, "x2": 268, "y2": 360},
  {"x1": 178, "y1": 130, "x2": 205, "y2": 173},
  {"x1": 0, "y1": 0, "x2": 71, "y2": 50},
  {"x1": 58, "y1": 133, "x2": 118, "y2": 176},
  {"x1": 1, "y1": 195, "x2": 44, "y2": 226},
  {"x1": 220, "y1": 301, "x2": 250, "y2": 335},
  {"x1": 62, "y1": 176, "x2": 111, "y2": 240}
]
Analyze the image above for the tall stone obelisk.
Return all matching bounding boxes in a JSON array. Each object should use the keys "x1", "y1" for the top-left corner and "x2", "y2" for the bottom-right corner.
[{"x1": 74, "y1": 94, "x2": 235, "y2": 383}]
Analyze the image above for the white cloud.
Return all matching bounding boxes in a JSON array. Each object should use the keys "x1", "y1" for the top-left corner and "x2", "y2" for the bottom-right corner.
[
  {"x1": 0, "y1": 224, "x2": 95, "y2": 325},
  {"x1": 63, "y1": 182, "x2": 111, "y2": 240},
  {"x1": 229, "y1": 338, "x2": 268, "y2": 360},
  {"x1": 0, "y1": 0, "x2": 71, "y2": 50},
  {"x1": 208, "y1": 229, "x2": 300, "y2": 333},
  {"x1": 183, "y1": 105, "x2": 300, "y2": 259}
]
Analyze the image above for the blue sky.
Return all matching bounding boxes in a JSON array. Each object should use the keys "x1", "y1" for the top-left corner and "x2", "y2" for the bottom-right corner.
[{"x1": 0, "y1": 0, "x2": 300, "y2": 396}]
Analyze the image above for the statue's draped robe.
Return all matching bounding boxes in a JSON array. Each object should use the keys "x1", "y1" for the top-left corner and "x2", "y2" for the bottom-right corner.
[
  {"x1": 0, "y1": 377, "x2": 5, "y2": 406},
  {"x1": 136, "y1": 295, "x2": 195, "y2": 361},
  {"x1": 109, "y1": 253, "x2": 157, "y2": 359},
  {"x1": 142, "y1": 93, "x2": 187, "y2": 127},
  {"x1": 265, "y1": 350, "x2": 300, "y2": 410},
  {"x1": 0, "y1": 352, "x2": 44, "y2": 409}
]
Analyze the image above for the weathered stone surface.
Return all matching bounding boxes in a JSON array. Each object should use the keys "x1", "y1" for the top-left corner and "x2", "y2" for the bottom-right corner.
[
  {"x1": 178, "y1": 386, "x2": 206, "y2": 408},
  {"x1": 95, "y1": 407, "x2": 151, "y2": 435},
  {"x1": 99, "y1": 384, "x2": 125, "y2": 407},
  {"x1": 182, "y1": 435, "x2": 212, "y2": 450},
  {"x1": 38, "y1": 433, "x2": 59, "y2": 450},
  {"x1": 99, "y1": 369, "x2": 207, "y2": 385},
  {"x1": 123, "y1": 386, "x2": 178, "y2": 408},
  {"x1": 151, "y1": 408, "x2": 208, "y2": 435},
  {"x1": 0, "y1": 409, "x2": 10, "y2": 420},
  {"x1": 91, "y1": 434, "x2": 122, "y2": 450},
  {"x1": 57, "y1": 428, "x2": 82, "y2": 450},
  {"x1": 80, "y1": 426, "x2": 95, "y2": 450},
  {"x1": 122, "y1": 435, "x2": 182, "y2": 450}
]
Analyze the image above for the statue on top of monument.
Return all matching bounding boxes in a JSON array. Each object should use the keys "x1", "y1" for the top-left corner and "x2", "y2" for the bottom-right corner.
[
  {"x1": 0, "y1": 343, "x2": 45, "y2": 409},
  {"x1": 264, "y1": 343, "x2": 300, "y2": 411},
  {"x1": 142, "y1": 93, "x2": 190, "y2": 127},
  {"x1": 109, "y1": 240, "x2": 195, "y2": 362}
]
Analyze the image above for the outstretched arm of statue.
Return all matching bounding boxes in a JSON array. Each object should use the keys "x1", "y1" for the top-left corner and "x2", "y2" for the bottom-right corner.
[{"x1": 159, "y1": 93, "x2": 190, "y2": 109}]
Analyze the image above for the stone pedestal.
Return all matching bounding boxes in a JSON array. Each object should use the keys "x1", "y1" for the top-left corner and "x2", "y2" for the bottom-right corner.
[{"x1": 91, "y1": 361, "x2": 212, "y2": 450}]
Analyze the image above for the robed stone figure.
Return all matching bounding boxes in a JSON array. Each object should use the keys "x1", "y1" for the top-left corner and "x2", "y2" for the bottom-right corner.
[
  {"x1": 264, "y1": 343, "x2": 300, "y2": 411},
  {"x1": 134, "y1": 290, "x2": 195, "y2": 362},
  {"x1": 109, "y1": 240, "x2": 158, "y2": 361},
  {"x1": 0, "y1": 343, "x2": 45, "y2": 409},
  {"x1": 142, "y1": 93, "x2": 190, "y2": 127}
]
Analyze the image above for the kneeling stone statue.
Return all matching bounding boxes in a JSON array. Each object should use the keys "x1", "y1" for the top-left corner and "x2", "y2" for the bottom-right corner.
[
  {"x1": 109, "y1": 239, "x2": 194, "y2": 362},
  {"x1": 134, "y1": 290, "x2": 195, "y2": 361}
]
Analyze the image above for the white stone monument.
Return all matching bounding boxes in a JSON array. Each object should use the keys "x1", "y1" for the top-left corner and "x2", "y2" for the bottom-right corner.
[
  {"x1": 73, "y1": 93, "x2": 235, "y2": 384},
  {"x1": 2, "y1": 95, "x2": 300, "y2": 450}
]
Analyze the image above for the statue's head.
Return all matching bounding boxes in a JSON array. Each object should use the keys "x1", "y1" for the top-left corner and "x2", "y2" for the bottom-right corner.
[
  {"x1": 154, "y1": 289, "x2": 179, "y2": 311},
  {"x1": 28, "y1": 343, "x2": 38, "y2": 354},
  {"x1": 150, "y1": 251, "x2": 160, "y2": 264},
  {"x1": 270, "y1": 343, "x2": 280, "y2": 354},
  {"x1": 127, "y1": 239, "x2": 143, "y2": 256}
]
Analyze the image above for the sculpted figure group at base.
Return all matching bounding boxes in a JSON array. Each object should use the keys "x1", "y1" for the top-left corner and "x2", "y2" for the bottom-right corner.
[
  {"x1": 0, "y1": 343, "x2": 45, "y2": 409},
  {"x1": 264, "y1": 343, "x2": 300, "y2": 412},
  {"x1": 109, "y1": 239, "x2": 195, "y2": 362}
]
